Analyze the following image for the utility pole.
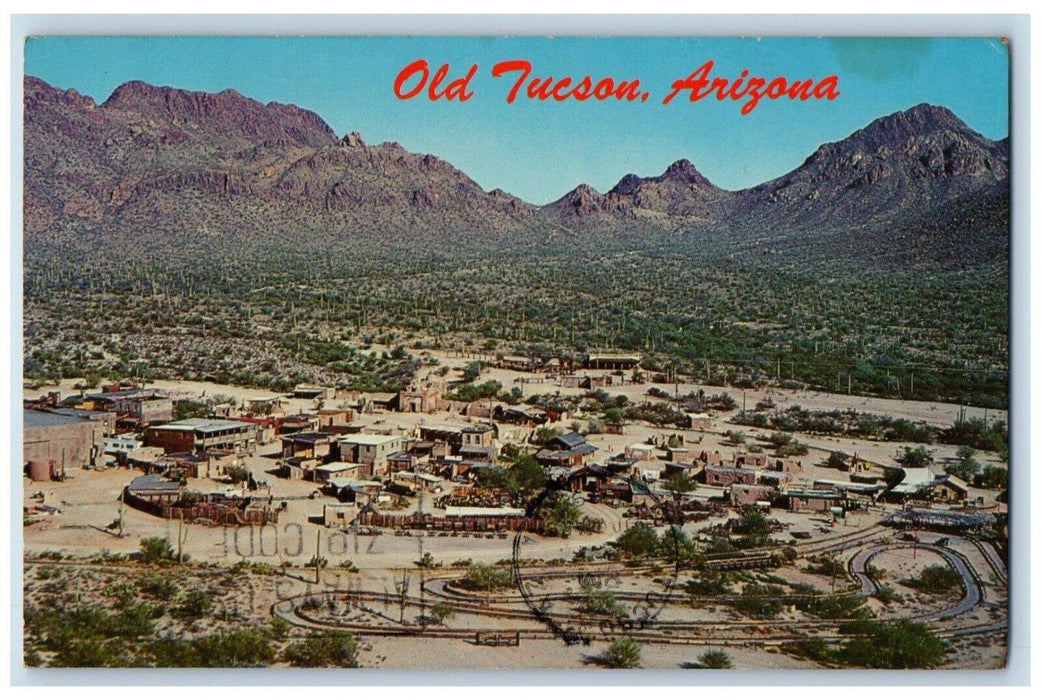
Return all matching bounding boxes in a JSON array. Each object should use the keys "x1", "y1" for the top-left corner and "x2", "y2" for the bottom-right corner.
[
  {"x1": 397, "y1": 570, "x2": 410, "y2": 624},
  {"x1": 315, "y1": 530, "x2": 321, "y2": 584},
  {"x1": 177, "y1": 515, "x2": 187, "y2": 565},
  {"x1": 419, "y1": 569, "x2": 427, "y2": 628}
]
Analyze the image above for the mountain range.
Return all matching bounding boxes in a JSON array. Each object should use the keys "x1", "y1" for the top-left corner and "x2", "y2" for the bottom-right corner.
[{"x1": 23, "y1": 76, "x2": 1010, "y2": 271}]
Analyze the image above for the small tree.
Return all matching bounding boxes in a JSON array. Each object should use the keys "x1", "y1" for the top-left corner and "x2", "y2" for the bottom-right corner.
[
  {"x1": 614, "y1": 522, "x2": 660, "y2": 558},
  {"x1": 895, "y1": 445, "x2": 934, "y2": 470},
  {"x1": 976, "y1": 465, "x2": 1008, "y2": 490},
  {"x1": 430, "y1": 602, "x2": 455, "y2": 625},
  {"x1": 659, "y1": 527, "x2": 704, "y2": 569},
  {"x1": 226, "y1": 466, "x2": 250, "y2": 485},
  {"x1": 724, "y1": 430, "x2": 746, "y2": 445},
  {"x1": 543, "y1": 496, "x2": 581, "y2": 538},
  {"x1": 662, "y1": 471, "x2": 697, "y2": 502},
  {"x1": 872, "y1": 585, "x2": 904, "y2": 606},
  {"x1": 948, "y1": 445, "x2": 981, "y2": 482},
  {"x1": 462, "y1": 361, "x2": 483, "y2": 382},
  {"x1": 533, "y1": 426, "x2": 560, "y2": 446},
  {"x1": 510, "y1": 454, "x2": 548, "y2": 499},
  {"x1": 837, "y1": 620, "x2": 945, "y2": 668},
  {"x1": 826, "y1": 451, "x2": 850, "y2": 470},
  {"x1": 175, "y1": 590, "x2": 212, "y2": 620}
]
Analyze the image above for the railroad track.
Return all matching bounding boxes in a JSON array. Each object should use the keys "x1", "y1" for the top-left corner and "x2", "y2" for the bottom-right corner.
[
  {"x1": 966, "y1": 537, "x2": 1008, "y2": 586},
  {"x1": 274, "y1": 585, "x2": 1007, "y2": 646},
  {"x1": 797, "y1": 524, "x2": 889, "y2": 556},
  {"x1": 26, "y1": 521, "x2": 1009, "y2": 651},
  {"x1": 272, "y1": 526, "x2": 1006, "y2": 647}
]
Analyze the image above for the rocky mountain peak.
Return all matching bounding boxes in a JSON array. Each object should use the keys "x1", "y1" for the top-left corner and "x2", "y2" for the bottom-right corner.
[
  {"x1": 24, "y1": 75, "x2": 96, "y2": 109},
  {"x1": 661, "y1": 158, "x2": 711, "y2": 185},
  {"x1": 340, "y1": 131, "x2": 366, "y2": 148},
  {"x1": 101, "y1": 80, "x2": 337, "y2": 148}
]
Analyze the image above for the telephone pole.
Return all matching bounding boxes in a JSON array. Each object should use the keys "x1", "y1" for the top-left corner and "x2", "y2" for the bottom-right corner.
[{"x1": 315, "y1": 530, "x2": 322, "y2": 584}]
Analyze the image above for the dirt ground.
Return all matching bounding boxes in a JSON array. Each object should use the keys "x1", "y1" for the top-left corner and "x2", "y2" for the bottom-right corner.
[{"x1": 21, "y1": 373, "x2": 1008, "y2": 670}]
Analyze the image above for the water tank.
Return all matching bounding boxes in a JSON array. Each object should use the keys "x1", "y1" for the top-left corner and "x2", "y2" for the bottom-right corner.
[{"x1": 28, "y1": 460, "x2": 53, "y2": 481}]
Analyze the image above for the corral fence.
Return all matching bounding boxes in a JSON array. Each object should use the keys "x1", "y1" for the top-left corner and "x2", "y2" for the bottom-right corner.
[{"x1": 357, "y1": 510, "x2": 545, "y2": 534}]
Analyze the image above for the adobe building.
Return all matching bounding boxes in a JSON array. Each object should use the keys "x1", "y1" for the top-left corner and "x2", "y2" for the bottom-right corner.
[
  {"x1": 24, "y1": 409, "x2": 104, "y2": 476},
  {"x1": 398, "y1": 381, "x2": 445, "y2": 414},
  {"x1": 164, "y1": 450, "x2": 240, "y2": 480},
  {"x1": 703, "y1": 465, "x2": 758, "y2": 487},
  {"x1": 280, "y1": 431, "x2": 335, "y2": 460},
  {"x1": 83, "y1": 389, "x2": 172, "y2": 428},
  {"x1": 686, "y1": 412, "x2": 713, "y2": 431},
  {"x1": 316, "y1": 409, "x2": 354, "y2": 433},
  {"x1": 729, "y1": 483, "x2": 779, "y2": 508},
  {"x1": 339, "y1": 433, "x2": 404, "y2": 477},
  {"x1": 416, "y1": 423, "x2": 495, "y2": 456},
  {"x1": 51, "y1": 407, "x2": 117, "y2": 437}
]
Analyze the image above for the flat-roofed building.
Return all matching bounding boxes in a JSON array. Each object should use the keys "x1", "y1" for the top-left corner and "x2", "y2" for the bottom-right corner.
[
  {"x1": 84, "y1": 389, "x2": 172, "y2": 428},
  {"x1": 625, "y1": 442, "x2": 658, "y2": 462},
  {"x1": 104, "y1": 434, "x2": 143, "y2": 454},
  {"x1": 703, "y1": 465, "x2": 758, "y2": 487},
  {"x1": 584, "y1": 353, "x2": 641, "y2": 370},
  {"x1": 145, "y1": 418, "x2": 256, "y2": 455},
  {"x1": 462, "y1": 423, "x2": 496, "y2": 447},
  {"x1": 314, "y1": 462, "x2": 362, "y2": 484},
  {"x1": 164, "y1": 450, "x2": 240, "y2": 480},
  {"x1": 316, "y1": 409, "x2": 354, "y2": 433},
  {"x1": 24, "y1": 409, "x2": 104, "y2": 474},
  {"x1": 52, "y1": 407, "x2": 117, "y2": 436},
  {"x1": 339, "y1": 433, "x2": 404, "y2": 477},
  {"x1": 786, "y1": 488, "x2": 845, "y2": 513},
  {"x1": 280, "y1": 431, "x2": 334, "y2": 460},
  {"x1": 324, "y1": 503, "x2": 356, "y2": 527},
  {"x1": 686, "y1": 412, "x2": 713, "y2": 431}
]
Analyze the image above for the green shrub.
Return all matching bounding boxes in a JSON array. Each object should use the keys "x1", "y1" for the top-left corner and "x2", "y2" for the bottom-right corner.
[
  {"x1": 458, "y1": 563, "x2": 512, "y2": 592},
  {"x1": 906, "y1": 564, "x2": 962, "y2": 594},
  {"x1": 597, "y1": 637, "x2": 641, "y2": 668},
  {"x1": 284, "y1": 630, "x2": 358, "y2": 667},
  {"x1": 138, "y1": 537, "x2": 175, "y2": 563},
  {"x1": 697, "y1": 649, "x2": 733, "y2": 669}
]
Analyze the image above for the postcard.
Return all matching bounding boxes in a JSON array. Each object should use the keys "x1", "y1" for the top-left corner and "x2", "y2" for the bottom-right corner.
[{"x1": 18, "y1": 30, "x2": 1012, "y2": 672}]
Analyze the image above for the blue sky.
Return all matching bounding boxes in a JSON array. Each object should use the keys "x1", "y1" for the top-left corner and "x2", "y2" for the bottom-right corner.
[{"x1": 24, "y1": 36, "x2": 1009, "y2": 204}]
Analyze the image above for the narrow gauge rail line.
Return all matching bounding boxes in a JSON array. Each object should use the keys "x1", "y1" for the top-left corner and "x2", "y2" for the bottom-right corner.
[{"x1": 273, "y1": 534, "x2": 1002, "y2": 645}]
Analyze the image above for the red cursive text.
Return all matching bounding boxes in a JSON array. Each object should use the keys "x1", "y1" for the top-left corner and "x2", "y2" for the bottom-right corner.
[
  {"x1": 663, "y1": 60, "x2": 840, "y2": 115},
  {"x1": 491, "y1": 59, "x2": 648, "y2": 104}
]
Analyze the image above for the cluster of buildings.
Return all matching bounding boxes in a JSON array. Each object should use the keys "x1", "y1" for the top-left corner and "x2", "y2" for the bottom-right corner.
[
  {"x1": 23, "y1": 374, "x2": 978, "y2": 528},
  {"x1": 22, "y1": 384, "x2": 257, "y2": 481},
  {"x1": 536, "y1": 435, "x2": 974, "y2": 517}
]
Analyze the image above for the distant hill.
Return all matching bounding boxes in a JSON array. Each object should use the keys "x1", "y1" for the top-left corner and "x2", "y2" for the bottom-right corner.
[{"x1": 24, "y1": 76, "x2": 1009, "y2": 272}]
